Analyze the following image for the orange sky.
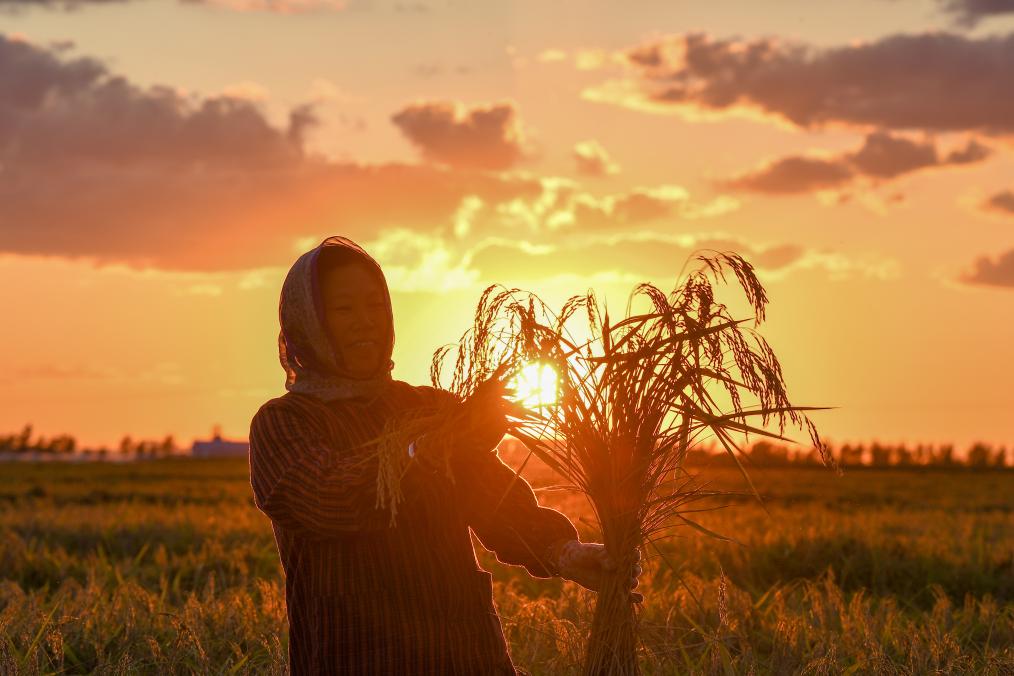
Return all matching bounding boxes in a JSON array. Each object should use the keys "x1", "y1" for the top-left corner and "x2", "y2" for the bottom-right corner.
[{"x1": 1, "y1": 1, "x2": 1013, "y2": 451}]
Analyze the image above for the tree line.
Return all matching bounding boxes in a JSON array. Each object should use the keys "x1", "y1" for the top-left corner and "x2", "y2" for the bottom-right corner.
[
  {"x1": 2, "y1": 423, "x2": 1010, "y2": 468},
  {"x1": 694, "y1": 439, "x2": 1011, "y2": 469},
  {"x1": 0, "y1": 424, "x2": 177, "y2": 458}
]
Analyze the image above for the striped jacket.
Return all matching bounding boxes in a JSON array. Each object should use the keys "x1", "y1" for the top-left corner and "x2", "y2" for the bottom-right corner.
[{"x1": 248, "y1": 379, "x2": 579, "y2": 675}]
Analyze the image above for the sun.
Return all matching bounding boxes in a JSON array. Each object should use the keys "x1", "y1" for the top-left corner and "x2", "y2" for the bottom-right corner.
[{"x1": 508, "y1": 362, "x2": 558, "y2": 409}]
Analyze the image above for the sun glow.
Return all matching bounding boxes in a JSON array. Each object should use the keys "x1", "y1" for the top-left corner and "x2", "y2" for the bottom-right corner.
[{"x1": 508, "y1": 362, "x2": 559, "y2": 409}]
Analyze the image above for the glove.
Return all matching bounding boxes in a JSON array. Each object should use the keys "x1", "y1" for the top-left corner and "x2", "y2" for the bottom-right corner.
[{"x1": 547, "y1": 538, "x2": 643, "y2": 603}]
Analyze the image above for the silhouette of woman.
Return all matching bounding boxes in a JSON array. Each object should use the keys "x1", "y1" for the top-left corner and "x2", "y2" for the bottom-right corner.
[{"x1": 249, "y1": 236, "x2": 640, "y2": 674}]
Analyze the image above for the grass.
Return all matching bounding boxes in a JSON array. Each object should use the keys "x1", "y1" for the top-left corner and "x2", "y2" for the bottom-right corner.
[{"x1": 1, "y1": 457, "x2": 1011, "y2": 674}]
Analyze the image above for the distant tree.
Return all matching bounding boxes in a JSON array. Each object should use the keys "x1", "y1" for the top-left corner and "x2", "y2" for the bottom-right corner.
[
  {"x1": 119, "y1": 435, "x2": 134, "y2": 455},
  {"x1": 160, "y1": 435, "x2": 176, "y2": 457},
  {"x1": 839, "y1": 443, "x2": 863, "y2": 466},
  {"x1": 792, "y1": 446, "x2": 822, "y2": 465},
  {"x1": 993, "y1": 446, "x2": 1008, "y2": 469},
  {"x1": 967, "y1": 442, "x2": 992, "y2": 468},
  {"x1": 16, "y1": 424, "x2": 33, "y2": 452},
  {"x1": 895, "y1": 444, "x2": 913, "y2": 466},
  {"x1": 749, "y1": 441, "x2": 789, "y2": 466},
  {"x1": 870, "y1": 442, "x2": 890, "y2": 467},
  {"x1": 933, "y1": 443, "x2": 955, "y2": 466}
]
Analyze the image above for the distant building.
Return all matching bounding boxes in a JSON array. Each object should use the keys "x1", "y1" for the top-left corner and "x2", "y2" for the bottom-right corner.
[{"x1": 191, "y1": 428, "x2": 249, "y2": 458}]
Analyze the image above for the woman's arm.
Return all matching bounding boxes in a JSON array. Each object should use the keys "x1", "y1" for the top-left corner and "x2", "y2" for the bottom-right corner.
[
  {"x1": 412, "y1": 383, "x2": 580, "y2": 577},
  {"x1": 455, "y1": 443, "x2": 579, "y2": 578},
  {"x1": 248, "y1": 398, "x2": 433, "y2": 539}
]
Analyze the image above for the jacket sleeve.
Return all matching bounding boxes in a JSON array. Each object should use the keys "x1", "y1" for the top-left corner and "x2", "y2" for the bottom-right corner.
[
  {"x1": 248, "y1": 399, "x2": 433, "y2": 539},
  {"x1": 456, "y1": 445, "x2": 579, "y2": 578},
  {"x1": 409, "y1": 385, "x2": 579, "y2": 577}
]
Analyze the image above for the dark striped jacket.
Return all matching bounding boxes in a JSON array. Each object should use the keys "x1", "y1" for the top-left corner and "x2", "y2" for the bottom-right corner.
[{"x1": 248, "y1": 379, "x2": 579, "y2": 675}]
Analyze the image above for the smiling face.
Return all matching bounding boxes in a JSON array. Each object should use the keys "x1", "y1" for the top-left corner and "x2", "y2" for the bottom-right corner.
[{"x1": 318, "y1": 262, "x2": 390, "y2": 379}]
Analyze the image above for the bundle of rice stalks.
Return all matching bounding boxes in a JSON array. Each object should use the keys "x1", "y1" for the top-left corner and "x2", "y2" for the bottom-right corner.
[{"x1": 378, "y1": 250, "x2": 833, "y2": 674}]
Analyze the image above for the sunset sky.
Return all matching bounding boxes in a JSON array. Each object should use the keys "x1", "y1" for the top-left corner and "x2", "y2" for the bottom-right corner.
[{"x1": 1, "y1": 0, "x2": 1013, "y2": 451}]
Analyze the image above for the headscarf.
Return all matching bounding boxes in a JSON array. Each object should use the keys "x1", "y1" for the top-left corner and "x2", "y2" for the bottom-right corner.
[{"x1": 277, "y1": 235, "x2": 395, "y2": 402}]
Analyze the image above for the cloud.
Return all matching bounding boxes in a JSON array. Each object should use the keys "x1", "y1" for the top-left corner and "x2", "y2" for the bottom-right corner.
[
  {"x1": 535, "y1": 47, "x2": 621, "y2": 71},
  {"x1": 982, "y1": 189, "x2": 1014, "y2": 215},
  {"x1": 719, "y1": 131, "x2": 992, "y2": 194},
  {"x1": 0, "y1": 0, "x2": 346, "y2": 12},
  {"x1": 721, "y1": 155, "x2": 854, "y2": 194},
  {"x1": 587, "y1": 31, "x2": 1014, "y2": 135},
  {"x1": 0, "y1": 35, "x2": 544, "y2": 271},
  {"x1": 959, "y1": 249, "x2": 1014, "y2": 288},
  {"x1": 537, "y1": 49, "x2": 568, "y2": 63},
  {"x1": 938, "y1": 0, "x2": 1014, "y2": 28},
  {"x1": 0, "y1": 35, "x2": 316, "y2": 168},
  {"x1": 572, "y1": 140, "x2": 621, "y2": 176},
  {"x1": 219, "y1": 80, "x2": 271, "y2": 102},
  {"x1": 361, "y1": 229, "x2": 477, "y2": 292},
  {"x1": 307, "y1": 78, "x2": 367, "y2": 105},
  {"x1": 390, "y1": 100, "x2": 531, "y2": 170},
  {"x1": 481, "y1": 178, "x2": 738, "y2": 234},
  {"x1": 462, "y1": 233, "x2": 899, "y2": 284},
  {"x1": 464, "y1": 235, "x2": 788, "y2": 283},
  {"x1": 846, "y1": 132, "x2": 940, "y2": 178},
  {"x1": 0, "y1": 0, "x2": 126, "y2": 11}
]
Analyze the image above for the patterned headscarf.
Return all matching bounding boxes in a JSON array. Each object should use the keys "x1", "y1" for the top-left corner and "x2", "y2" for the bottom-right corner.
[{"x1": 277, "y1": 236, "x2": 395, "y2": 402}]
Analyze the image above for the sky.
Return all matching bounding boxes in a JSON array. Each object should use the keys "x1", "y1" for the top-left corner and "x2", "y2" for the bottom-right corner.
[{"x1": 1, "y1": 0, "x2": 1013, "y2": 451}]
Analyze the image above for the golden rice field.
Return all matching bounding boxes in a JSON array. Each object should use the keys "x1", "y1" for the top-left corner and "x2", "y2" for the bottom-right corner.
[{"x1": 1, "y1": 457, "x2": 1011, "y2": 674}]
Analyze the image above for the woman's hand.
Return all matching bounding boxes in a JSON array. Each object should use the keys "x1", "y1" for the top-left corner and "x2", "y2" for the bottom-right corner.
[
  {"x1": 452, "y1": 370, "x2": 515, "y2": 453},
  {"x1": 549, "y1": 539, "x2": 643, "y2": 603},
  {"x1": 408, "y1": 371, "x2": 516, "y2": 471}
]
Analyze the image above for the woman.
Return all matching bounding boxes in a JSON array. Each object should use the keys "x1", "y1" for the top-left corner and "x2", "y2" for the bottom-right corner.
[{"x1": 249, "y1": 236, "x2": 641, "y2": 675}]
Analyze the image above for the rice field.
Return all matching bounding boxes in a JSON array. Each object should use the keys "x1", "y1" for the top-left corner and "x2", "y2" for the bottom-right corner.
[{"x1": 1, "y1": 456, "x2": 1011, "y2": 674}]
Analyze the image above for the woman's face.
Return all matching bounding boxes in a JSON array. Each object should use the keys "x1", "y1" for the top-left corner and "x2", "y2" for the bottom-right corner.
[{"x1": 318, "y1": 262, "x2": 389, "y2": 378}]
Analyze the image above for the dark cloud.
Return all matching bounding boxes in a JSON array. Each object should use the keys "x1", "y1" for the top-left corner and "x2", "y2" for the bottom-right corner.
[
  {"x1": 0, "y1": 36, "x2": 313, "y2": 169},
  {"x1": 846, "y1": 132, "x2": 939, "y2": 179},
  {"x1": 719, "y1": 131, "x2": 992, "y2": 194},
  {"x1": 615, "y1": 31, "x2": 1014, "y2": 135},
  {"x1": 720, "y1": 156, "x2": 854, "y2": 194},
  {"x1": 959, "y1": 248, "x2": 1014, "y2": 288},
  {"x1": 390, "y1": 100, "x2": 530, "y2": 170},
  {"x1": 563, "y1": 186, "x2": 732, "y2": 230},
  {"x1": 944, "y1": 138, "x2": 993, "y2": 164},
  {"x1": 0, "y1": 35, "x2": 542, "y2": 271},
  {"x1": 939, "y1": 0, "x2": 1014, "y2": 28},
  {"x1": 983, "y1": 189, "x2": 1014, "y2": 215}
]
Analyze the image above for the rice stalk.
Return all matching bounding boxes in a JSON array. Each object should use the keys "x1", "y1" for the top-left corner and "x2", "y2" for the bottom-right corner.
[{"x1": 421, "y1": 250, "x2": 833, "y2": 675}]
